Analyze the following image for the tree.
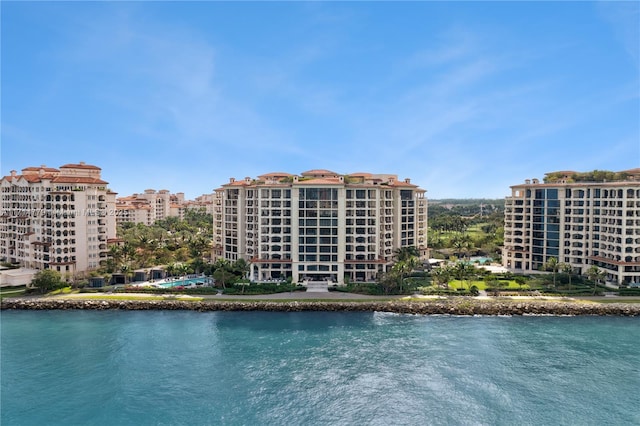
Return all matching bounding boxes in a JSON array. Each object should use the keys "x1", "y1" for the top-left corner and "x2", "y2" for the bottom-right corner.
[
  {"x1": 392, "y1": 246, "x2": 420, "y2": 293},
  {"x1": 31, "y1": 269, "x2": 65, "y2": 294},
  {"x1": 174, "y1": 262, "x2": 190, "y2": 286},
  {"x1": 165, "y1": 262, "x2": 177, "y2": 278},
  {"x1": 120, "y1": 264, "x2": 134, "y2": 284},
  {"x1": 451, "y1": 235, "x2": 472, "y2": 260},
  {"x1": 213, "y1": 258, "x2": 232, "y2": 289},
  {"x1": 484, "y1": 275, "x2": 501, "y2": 293},
  {"x1": 379, "y1": 270, "x2": 400, "y2": 295},
  {"x1": 395, "y1": 246, "x2": 420, "y2": 262},
  {"x1": 544, "y1": 257, "x2": 559, "y2": 288},
  {"x1": 514, "y1": 276, "x2": 526, "y2": 290},
  {"x1": 431, "y1": 265, "x2": 451, "y2": 288},
  {"x1": 561, "y1": 263, "x2": 573, "y2": 290},
  {"x1": 233, "y1": 258, "x2": 251, "y2": 280},
  {"x1": 586, "y1": 265, "x2": 606, "y2": 295},
  {"x1": 453, "y1": 261, "x2": 475, "y2": 290}
]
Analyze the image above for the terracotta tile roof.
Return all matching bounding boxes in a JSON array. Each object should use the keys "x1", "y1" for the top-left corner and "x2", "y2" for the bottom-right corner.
[
  {"x1": 22, "y1": 166, "x2": 60, "y2": 172},
  {"x1": 22, "y1": 175, "x2": 46, "y2": 183},
  {"x1": 348, "y1": 172, "x2": 372, "y2": 177},
  {"x1": 1, "y1": 173, "x2": 57, "y2": 183},
  {"x1": 59, "y1": 163, "x2": 101, "y2": 170},
  {"x1": 1, "y1": 172, "x2": 108, "y2": 185},
  {"x1": 117, "y1": 195, "x2": 138, "y2": 201},
  {"x1": 258, "y1": 172, "x2": 293, "y2": 178},
  {"x1": 51, "y1": 176, "x2": 108, "y2": 184}
]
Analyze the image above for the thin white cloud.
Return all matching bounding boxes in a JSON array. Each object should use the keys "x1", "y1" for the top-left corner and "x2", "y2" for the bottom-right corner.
[{"x1": 596, "y1": 1, "x2": 640, "y2": 69}]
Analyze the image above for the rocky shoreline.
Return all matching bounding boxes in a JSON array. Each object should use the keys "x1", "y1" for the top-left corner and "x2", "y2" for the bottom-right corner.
[{"x1": 2, "y1": 298, "x2": 640, "y2": 316}]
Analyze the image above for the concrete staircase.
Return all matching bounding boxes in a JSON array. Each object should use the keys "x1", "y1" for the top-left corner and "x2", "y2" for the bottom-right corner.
[{"x1": 305, "y1": 281, "x2": 329, "y2": 293}]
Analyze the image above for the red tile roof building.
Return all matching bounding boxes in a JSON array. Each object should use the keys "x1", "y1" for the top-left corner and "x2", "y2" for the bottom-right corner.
[
  {"x1": 115, "y1": 190, "x2": 213, "y2": 225},
  {"x1": 0, "y1": 162, "x2": 117, "y2": 276}
]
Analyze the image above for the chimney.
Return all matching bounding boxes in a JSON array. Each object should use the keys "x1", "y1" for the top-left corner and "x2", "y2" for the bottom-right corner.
[
  {"x1": 405, "y1": 178, "x2": 411, "y2": 184},
  {"x1": 10, "y1": 170, "x2": 17, "y2": 177},
  {"x1": 230, "y1": 177, "x2": 235, "y2": 183}
]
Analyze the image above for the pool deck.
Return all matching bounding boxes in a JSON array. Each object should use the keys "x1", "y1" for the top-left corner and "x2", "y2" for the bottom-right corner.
[{"x1": 131, "y1": 275, "x2": 211, "y2": 288}]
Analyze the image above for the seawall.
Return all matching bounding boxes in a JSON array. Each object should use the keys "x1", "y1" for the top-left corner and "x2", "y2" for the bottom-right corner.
[{"x1": 2, "y1": 298, "x2": 639, "y2": 316}]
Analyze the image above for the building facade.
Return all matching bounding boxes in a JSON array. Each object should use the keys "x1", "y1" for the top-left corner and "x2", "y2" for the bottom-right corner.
[
  {"x1": 503, "y1": 169, "x2": 640, "y2": 285},
  {"x1": 115, "y1": 189, "x2": 186, "y2": 225},
  {"x1": 213, "y1": 170, "x2": 428, "y2": 285},
  {"x1": 0, "y1": 163, "x2": 117, "y2": 277}
]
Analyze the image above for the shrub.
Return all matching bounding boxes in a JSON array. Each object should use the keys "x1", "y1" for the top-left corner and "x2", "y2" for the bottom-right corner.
[{"x1": 619, "y1": 288, "x2": 640, "y2": 296}]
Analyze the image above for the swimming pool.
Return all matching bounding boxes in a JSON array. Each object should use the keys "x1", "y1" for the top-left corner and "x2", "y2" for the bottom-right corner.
[
  {"x1": 467, "y1": 256, "x2": 492, "y2": 264},
  {"x1": 157, "y1": 277, "x2": 212, "y2": 288}
]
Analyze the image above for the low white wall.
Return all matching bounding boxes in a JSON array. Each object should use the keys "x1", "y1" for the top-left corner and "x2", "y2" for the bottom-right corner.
[{"x1": 0, "y1": 268, "x2": 37, "y2": 287}]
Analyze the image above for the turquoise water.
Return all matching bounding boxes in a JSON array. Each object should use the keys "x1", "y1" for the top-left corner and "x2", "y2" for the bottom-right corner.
[
  {"x1": 157, "y1": 277, "x2": 211, "y2": 288},
  {"x1": 2, "y1": 311, "x2": 639, "y2": 425}
]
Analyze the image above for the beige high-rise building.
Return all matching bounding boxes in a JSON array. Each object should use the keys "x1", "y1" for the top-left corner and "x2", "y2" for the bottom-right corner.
[
  {"x1": 503, "y1": 169, "x2": 640, "y2": 285},
  {"x1": 0, "y1": 163, "x2": 117, "y2": 277},
  {"x1": 115, "y1": 189, "x2": 187, "y2": 225},
  {"x1": 213, "y1": 170, "x2": 428, "y2": 285}
]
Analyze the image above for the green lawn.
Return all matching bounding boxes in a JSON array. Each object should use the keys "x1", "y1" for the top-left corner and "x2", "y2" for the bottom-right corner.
[
  {"x1": 448, "y1": 280, "x2": 529, "y2": 291},
  {"x1": 0, "y1": 286, "x2": 27, "y2": 300},
  {"x1": 58, "y1": 294, "x2": 205, "y2": 302}
]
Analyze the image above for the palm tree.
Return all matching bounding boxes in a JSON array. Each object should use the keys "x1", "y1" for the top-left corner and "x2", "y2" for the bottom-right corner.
[
  {"x1": 544, "y1": 257, "x2": 559, "y2": 288},
  {"x1": 392, "y1": 247, "x2": 420, "y2": 293},
  {"x1": 120, "y1": 264, "x2": 133, "y2": 284},
  {"x1": 121, "y1": 243, "x2": 136, "y2": 265},
  {"x1": 431, "y1": 265, "x2": 451, "y2": 288},
  {"x1": 233, "y1": 258, "x2": 251, "y2": 281},
  {"x1": 561, "y1": 263, "x2": 573, "y2": 290},
  {"x1": 213, "y1": 258, "x2": 231, "y2": 289},
  {"x1": 108, "y1": 245, "x2": 123, "y2": 270},
  {"x1": 174, "y1": 262, "x2": 190, "y2": 286},
  {"x1": 394, "y1": 246, "x2": 420, "y2": 262},
  {"x1": 587, "y1": 265, "x2": 606, "y2": 295},
  {"x1": 165, "y1": 263, "x2": 177, "y2": 279},
  {"x1": 453, "y1": 261, "x2": 474, "y2": 290}
]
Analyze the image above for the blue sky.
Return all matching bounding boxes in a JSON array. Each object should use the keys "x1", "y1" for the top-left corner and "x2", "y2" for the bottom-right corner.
[{"x1": 2, "y1": 1, "x2": 638, "y2": 199}]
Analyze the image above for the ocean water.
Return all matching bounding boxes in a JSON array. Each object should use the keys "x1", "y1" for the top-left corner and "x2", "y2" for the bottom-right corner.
[{"x1": 1, "y1": 311, "x2": 639, "y2": 426}]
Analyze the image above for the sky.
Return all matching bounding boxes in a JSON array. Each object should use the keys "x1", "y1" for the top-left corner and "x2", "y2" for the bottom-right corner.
[{"x1": 1, "y1": 1, "x2": 638, "y2": 200}]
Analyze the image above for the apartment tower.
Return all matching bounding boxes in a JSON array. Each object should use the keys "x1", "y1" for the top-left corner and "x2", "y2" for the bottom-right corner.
[
  {"x1": 0, "y1": 163, "x2": 117, "y2": 277},
  {"x1": 503, "y1": 169, "x2": 640, "y2": 285},
  {"x1": 213, "y1": 170, "x2": 428, "y2": 285}
]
